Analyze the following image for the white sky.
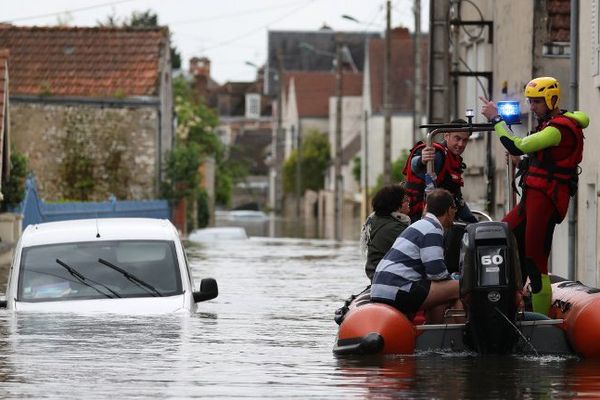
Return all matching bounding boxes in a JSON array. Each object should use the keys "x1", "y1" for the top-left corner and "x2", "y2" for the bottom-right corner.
[{"x1": 2, "y1": 0, "x2": 429, "y2": 84}]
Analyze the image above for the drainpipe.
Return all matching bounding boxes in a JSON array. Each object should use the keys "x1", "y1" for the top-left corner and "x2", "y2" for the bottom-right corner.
[{"x1": 567, "y1": 0, "x2": 579, "y2": 280}]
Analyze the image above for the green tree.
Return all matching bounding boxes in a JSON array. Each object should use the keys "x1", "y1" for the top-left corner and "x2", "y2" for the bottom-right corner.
[
  {"x1": 370, "y1": 149, "x2": 410, "y2": 197},
  {"x1": 162, "y1": 76, "x2": 245, "y2": 228},
  {"x1": 160, "y1": 141, "x2": 202, "y2": 202},
  {"x1": 1, "y1": 150, "x2": 28, "y2": 211},
  {"x1": 352, "y1": 156, "x2": 361, "y2": 186},
  {"x1": 282, "y1": 130, "x2": 331, "y2": 194}
]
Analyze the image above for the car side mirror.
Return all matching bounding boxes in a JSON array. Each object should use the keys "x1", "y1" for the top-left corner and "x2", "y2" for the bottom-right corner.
[
  {"x1": 193, "y1": 278, "x2": 218, "y2": 303},
  {"x1": 0, "y1": 296, "x2": 6, "y2": 309}
]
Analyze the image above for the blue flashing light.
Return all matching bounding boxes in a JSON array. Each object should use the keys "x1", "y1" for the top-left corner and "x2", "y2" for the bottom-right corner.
[{"x1": 497, "y1": 101, "x2": 521, "y2": 125}]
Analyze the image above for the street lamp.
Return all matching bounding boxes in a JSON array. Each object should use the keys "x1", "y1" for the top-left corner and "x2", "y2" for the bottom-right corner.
[{"x1": 341, "y1": 14, "x2": 384, "y2": 29}]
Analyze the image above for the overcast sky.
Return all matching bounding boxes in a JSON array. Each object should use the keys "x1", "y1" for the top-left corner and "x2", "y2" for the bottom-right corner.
[{"x1": 2, "y1": 0, "x2": 429, "y2": 84}]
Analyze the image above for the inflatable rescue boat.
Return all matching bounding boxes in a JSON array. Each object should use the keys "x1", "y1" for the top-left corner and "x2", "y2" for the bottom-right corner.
[{"x1": 334, "y1": 221, "x2": 600, "y2": 358}]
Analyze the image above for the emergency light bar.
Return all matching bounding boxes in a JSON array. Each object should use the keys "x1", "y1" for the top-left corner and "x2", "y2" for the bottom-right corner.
[{"x1": 497, "y1": 101, "x2": 521, "y2": 125}]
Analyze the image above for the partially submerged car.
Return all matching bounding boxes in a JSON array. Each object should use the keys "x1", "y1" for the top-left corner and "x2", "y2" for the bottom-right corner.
[{"x1": 1, "y1": 218, "x2": 218, "y2": 313}]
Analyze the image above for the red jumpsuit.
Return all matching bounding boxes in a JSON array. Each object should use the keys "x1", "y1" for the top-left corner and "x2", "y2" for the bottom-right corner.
[{"x1": 503, "y1": 115, "x2": 584, "y2": 292}]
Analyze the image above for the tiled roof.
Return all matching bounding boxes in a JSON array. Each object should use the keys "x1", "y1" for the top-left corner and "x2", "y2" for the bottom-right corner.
[
  {"x1": 0, "y1": 25, "x2": 168, "y2": 97},
  {"x1": 368, "y1": 28, "x2": 429, "y2": 114},
  {"x1": 284, "y1": 71, "x2": 362, "y2": 118}
]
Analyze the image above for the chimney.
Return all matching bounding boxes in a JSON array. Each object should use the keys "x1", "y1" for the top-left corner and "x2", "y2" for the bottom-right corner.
[
  {"x1": 189, "y1": 57, "x2": 211, "y2": 78},
  {"x1": 189, "y1": 57, "x2": 212, "y2": 101}
]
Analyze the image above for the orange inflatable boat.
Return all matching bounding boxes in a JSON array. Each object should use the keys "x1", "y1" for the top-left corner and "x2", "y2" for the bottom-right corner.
[{"x1": 334, "y1": 222, "x2": 600, "y2": 358}]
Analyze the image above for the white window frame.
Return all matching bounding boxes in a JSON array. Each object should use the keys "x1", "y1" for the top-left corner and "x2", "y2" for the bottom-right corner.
[{"x1": 245, "y1": 93, "x2": 261, "y2": 119}]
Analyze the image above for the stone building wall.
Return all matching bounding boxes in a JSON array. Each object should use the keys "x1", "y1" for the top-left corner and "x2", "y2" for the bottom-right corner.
[{"x1": 10, "y1": 103, "x2": 159, "y2": 201}]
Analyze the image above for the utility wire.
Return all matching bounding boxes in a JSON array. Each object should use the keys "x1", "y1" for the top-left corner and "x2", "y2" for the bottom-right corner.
[
  {"x1": 201, "y1": 0, "x2": 317, "y2": 52},
  {"x1": 1, "y1": 0, "x2": 137, "y2": 23},
  {"x1": 167, "y1": 0, "x2": 309, "y2": 25}
]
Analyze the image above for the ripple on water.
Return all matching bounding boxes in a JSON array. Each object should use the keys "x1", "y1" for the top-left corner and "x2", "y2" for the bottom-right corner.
[{"x1": 0, "y1": 238, "x2": 593, "y2": 399}]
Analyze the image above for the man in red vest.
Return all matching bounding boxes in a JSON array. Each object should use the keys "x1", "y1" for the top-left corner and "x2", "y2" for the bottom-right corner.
[
  {"x1": 403, "y1": 119, "x2": 478, "y2": 224},
  {"x1": 480, "y1": 76, "x2": 589, "y2": 316}
]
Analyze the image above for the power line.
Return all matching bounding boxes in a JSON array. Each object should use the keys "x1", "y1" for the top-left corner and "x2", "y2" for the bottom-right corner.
[
  {"x1": 1, "y1": 0, "x2": 137, "y2": 23},
  {"x1": 166, "y1": 0, "x2": 309, "y2": 26},
  {"x1": 201, "y1": 0, "x2": 317, "y2": 52}
]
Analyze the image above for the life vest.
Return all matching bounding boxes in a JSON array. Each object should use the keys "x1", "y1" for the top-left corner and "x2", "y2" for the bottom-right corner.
[
  {"x1": 403, "y1": 141, "x2": 465, "y2": 220},
  {"x1": 520, "y1": 114, "x2": 584, "y2": 219}
]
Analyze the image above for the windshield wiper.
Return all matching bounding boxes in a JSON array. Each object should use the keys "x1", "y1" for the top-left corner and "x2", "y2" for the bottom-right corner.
[
  {"x1": 97, "y1": 258, "x2": 162, "y2": 297},
  {"x1": 55, "y1": 259, "x2": 121, "y2": 299}
]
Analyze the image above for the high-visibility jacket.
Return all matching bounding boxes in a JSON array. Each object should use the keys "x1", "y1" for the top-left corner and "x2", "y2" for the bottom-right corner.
[{"x1": 520, "y1": 114, "x2": 584, "y2": 219}]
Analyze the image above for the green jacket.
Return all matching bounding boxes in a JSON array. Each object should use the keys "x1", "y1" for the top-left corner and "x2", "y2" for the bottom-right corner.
[{"x1": 361, "y1": 213, "x2": 410, "y2": 281}]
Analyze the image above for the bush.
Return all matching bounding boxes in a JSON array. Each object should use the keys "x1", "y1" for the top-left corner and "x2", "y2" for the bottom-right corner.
[{"x1": 2, "y1": 150, "x2": 29, "y2": 211}]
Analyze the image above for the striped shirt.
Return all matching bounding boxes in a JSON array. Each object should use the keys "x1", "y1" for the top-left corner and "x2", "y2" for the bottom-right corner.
[{"x1": 370, "y1": 213, "x2": 450, "y2": 302}]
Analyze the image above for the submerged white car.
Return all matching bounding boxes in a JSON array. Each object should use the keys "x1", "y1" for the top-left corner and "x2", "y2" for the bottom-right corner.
[{"x1": 1, "y1": 218, "x2": 218, "y2": 313}]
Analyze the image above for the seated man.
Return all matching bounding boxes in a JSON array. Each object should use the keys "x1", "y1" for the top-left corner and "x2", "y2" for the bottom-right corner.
[{"x1": 370, "y1": 188, "x2": 460, "y2": 324}]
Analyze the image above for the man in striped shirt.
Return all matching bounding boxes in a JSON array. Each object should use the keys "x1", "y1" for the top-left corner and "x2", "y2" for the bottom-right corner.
[{"x1": 370, "y1": 188, "x2": 460, "y2": 324}]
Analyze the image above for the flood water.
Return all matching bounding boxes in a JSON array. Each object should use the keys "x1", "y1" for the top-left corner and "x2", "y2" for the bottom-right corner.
[{"x1": 1, "y1": 231, "x2": 600, "y2": 398}]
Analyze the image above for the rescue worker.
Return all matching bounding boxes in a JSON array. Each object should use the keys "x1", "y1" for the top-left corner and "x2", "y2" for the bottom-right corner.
[
  {"x1": 403, "y1": 119, "x2": 478, "y2": 224},
  {"x1": 480, "y1": 76, "x2": 589, "y2": 316}
]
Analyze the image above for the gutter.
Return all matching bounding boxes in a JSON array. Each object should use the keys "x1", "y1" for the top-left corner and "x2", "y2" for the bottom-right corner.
[
  {"x1": 10, "y1": 94, "x2": 160, "y2": 108},
  {"x1": 567, "y1": 0, "x2": 579, "y2": 280}
]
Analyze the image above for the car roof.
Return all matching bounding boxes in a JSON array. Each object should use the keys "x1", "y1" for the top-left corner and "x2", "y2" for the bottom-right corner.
[{"x1": 20, "y1": 218, "x2": 179, "y2": 248}]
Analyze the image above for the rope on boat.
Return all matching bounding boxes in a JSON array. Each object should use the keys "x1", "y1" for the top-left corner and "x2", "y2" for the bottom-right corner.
[{"x1": 494, "y1": 306, "x2": 540, "y2": 357}]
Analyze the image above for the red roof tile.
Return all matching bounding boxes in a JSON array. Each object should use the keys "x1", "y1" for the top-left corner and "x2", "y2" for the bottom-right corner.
[
  {"x1": 0, "y1": 26, "x2": 168, "y2": 97},
  {"x1": 283, "y1": 71, "x2": 362, "y2": 118}
]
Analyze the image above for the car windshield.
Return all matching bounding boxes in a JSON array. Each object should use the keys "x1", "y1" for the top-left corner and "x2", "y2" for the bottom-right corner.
[{"x1": 17, "y1": 240, "x2": 182, "y2": 302}]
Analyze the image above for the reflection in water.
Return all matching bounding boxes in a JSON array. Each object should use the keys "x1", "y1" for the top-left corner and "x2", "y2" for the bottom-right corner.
[
  {"x1": 335, "y1": 353, "x2": 581, "y2": 399},
  {"x1": 0, "y1": 236, "x2": 594, "y2": 398},
  {"x1": 215, "y1": 212, "x2": 361, "y2": 240}
]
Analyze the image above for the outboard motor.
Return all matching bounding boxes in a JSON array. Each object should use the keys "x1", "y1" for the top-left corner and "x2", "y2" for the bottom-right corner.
[{"x1": 460, "y1": 221, "x2": 522, "y2": 354}]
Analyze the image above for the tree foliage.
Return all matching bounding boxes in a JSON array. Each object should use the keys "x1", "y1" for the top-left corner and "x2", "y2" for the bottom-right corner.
[
  {"x1": 370, "y1": 149, "x2": 410, "y2": 197},
  {"x1": 162, "y1": 76, "x2": 246, "y2": 228},
  {"x1": 1, "y1": 150, "x2": 29, "y2": 211},
  {"x1": 282, "y1": 130, "x2": 331, "y2": 194}
]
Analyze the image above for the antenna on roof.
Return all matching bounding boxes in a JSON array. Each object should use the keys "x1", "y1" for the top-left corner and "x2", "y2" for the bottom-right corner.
[{"x1": 95, "y1": 217, "x2": 101, "y2": 238}]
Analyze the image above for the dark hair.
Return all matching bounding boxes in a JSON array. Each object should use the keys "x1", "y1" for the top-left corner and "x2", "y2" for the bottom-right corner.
[
  {"x1": 371, "y1": 183, "x2": 406, "y2": 216},
  {"x1": 451, "y1": 118, "x2": 467, "y2": 124},
  {"x1": 425, "y1": 188, "x2": 455, "y2": 217}
]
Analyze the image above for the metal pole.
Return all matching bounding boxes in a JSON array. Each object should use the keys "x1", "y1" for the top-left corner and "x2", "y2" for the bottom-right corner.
[
  {"x1": 275, "y1": 48, "x2": 285, "y2": 214},
  {"x1": 568, "y1": 0, "x2": 579, "y2": 280},
  {"x1": 334, "y1": 34, "x2": 343, "y2": 241},
  {"x1": 362, "y1": 110, "x2": 370, "y2": 221},
  {"x1": 383, "y1": 0, "x2": 392, "y2": 184},
  {"x1": 294, "y1": 125, "x2": 301, "y2": 218},
  {"x1": 413, "y1": 0, "x2": 422, "y2": 145},
  {"x1": 428, "y1": 0, "x2": 451, "y2": 124},
  {"x1": 485, "y1": 79, "x2": 494, "y2": 215}
]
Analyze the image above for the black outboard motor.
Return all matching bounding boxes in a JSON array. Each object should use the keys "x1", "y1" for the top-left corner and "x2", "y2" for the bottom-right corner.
[{"x1": 460, "y1": 221, "x2": 522, "y2": 354}]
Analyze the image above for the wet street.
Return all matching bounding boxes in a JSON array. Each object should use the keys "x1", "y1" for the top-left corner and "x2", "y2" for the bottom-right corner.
[{"x1": 0, "y1": 232, "x2": 599, "y2": 398}]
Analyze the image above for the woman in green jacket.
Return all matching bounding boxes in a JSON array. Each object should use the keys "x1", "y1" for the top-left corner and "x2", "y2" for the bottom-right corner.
[{"x1": 360, "y1": 183, "x2": 411, "y2": 281}]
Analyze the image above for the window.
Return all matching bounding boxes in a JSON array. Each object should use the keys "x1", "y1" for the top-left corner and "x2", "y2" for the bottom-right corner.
[
  {"x1": 18, "y1": 240, "x2": 182, "y2": 301},
  {"x1": 245, "y1": 93, "x2": 261, "y2": 119},
  {"x1": 543, "y1": 0, "x2": 571, "y2": 58}
]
